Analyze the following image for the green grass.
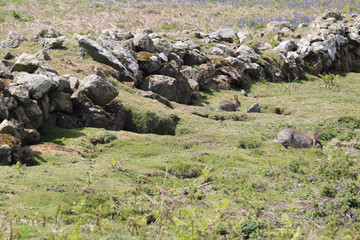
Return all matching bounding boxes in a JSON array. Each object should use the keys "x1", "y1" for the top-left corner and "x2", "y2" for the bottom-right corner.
[
  {"x1": 0, "y1": 72, "x2": 359, "y2": 239},
  {"x1": 0, "y1": 0, "x2": 360, "y2": 238}
]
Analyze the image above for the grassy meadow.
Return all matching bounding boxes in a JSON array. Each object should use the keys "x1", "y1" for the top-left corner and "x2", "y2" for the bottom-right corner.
[{"x1": 0, "y1": 0, "x2": 360, "y2": 239}]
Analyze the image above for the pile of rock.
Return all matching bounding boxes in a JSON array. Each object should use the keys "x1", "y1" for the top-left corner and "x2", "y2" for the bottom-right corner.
[
  {"x1": 0, "y1": 32, "x2": 129, "y2": 164},
  {"x1": 1, "y1": 11, "x2": 360, "y2": 165}
]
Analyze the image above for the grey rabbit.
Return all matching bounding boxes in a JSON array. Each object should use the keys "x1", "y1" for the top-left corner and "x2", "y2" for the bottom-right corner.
[
  {"x1": 277, "y1": 128, "x2": 323, "y2": 149},
  {"x1": 217, "y1": 95, "x2": 240, "y2": 111}
]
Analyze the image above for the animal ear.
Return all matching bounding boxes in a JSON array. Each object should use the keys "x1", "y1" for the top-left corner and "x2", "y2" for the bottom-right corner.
[{"x1": 314, "y1": 132, "x2": 319, "y2": 140}]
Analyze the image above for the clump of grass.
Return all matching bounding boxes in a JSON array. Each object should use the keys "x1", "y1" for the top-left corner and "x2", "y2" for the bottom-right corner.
[
  {"x1": 236, "y1": 137, "x2": 262, "y2": 149},
  {"x1": 319, "y1": 73, "x2": 340, "y2": 92},
  {"x1": 168, "y1": 162, "x2": 202, "y2": 179}
]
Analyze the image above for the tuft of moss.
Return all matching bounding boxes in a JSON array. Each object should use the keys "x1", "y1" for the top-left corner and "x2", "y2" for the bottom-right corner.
[{"x1": 136, "y1": 51, "x2": 159, "y2": 62}]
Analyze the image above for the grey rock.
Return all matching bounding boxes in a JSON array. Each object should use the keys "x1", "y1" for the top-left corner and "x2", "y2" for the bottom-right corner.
[
  {"x1": 133, "y1": 33, "x2": 156, "y2": 53},
  {"x1": 4, "y1": 96, "x2": 17, "y2": 111},
  {"x1": 74, "y1": 102, "x2": 110, "y2": 129},
  {"x1": 36, "y1": 50, "x2": 51, "y2": 61},
  {"x1": 174, "y1": 38, "x2": 200, "y2": 50},
  {"x1": 155, "y1": 63, "x2": 181, "y2": 78},
  {"x1": 0, "y1": 32, "x2": 27, "y2": 48},
  {"x1": 79, "y1": 74, "x2": 119, "y2": 106},
  {"x1": 22, "y1": 129, "x2": 40, "y2": 145},
  {"x1": 11, "y1": 107, "x2": 30, "y2": 125},
  {"x1": 137, "y1": 52, "x2": 162, "y2": 73},
  {"x1": 188, "y1": 79, "x2": 199, "y2": 91},
  {"x1": 306, "y1": 34, "x2": 324, "y2": 43},
  {"x1": 168, "y1": 53, "x2": 183, "y2": 70},
  {"x1": 245, "y1": 103, "x2": 261, "y2": 113},
  {"x1": 70, "y1": 90, "x2": 86, "y2": 107},
  {"x1": 180, "y1": 66, "x2": 204, "y2": 84},
  {"x1": 41, "y1": 36, "x2": 65, "y2": 49},
  {"x1": 235, "y1": 45, "x2": 260, "y2": 63},
  {"x1": 56, "y1": 76, "x2": 72, "y2": 93},
  {"x1": 274, "y1": 40, "x2": 297, "y2": 53},
  {"x1": 7, "y1": 84, "x2": 30, "y2": 106},
  {"x1": 312, "y1": 39, "x2": 336, "y2": 61},
  {"x1": 322, "y1": 11, "x2": 342, "y2": 20},
  {"x1": 49, "y1": 92, "x2": 73, "y2": 114},
  {"x1": 11, "y1": 52, "x2": 40, "y2": 73},
  {"x1": 37, "y1": 93, "x2": 50, "y2": 120},
  {"x1": 153, "y1": 38, "x2": 173, "y2": 56},
  {"x1": 211, "y1": 47, "x2": 226, "y2": 56},
  {"x1": 15, "y1": 73, "x2": 59, "y2": 99},
  {"x1": 0, "y1": 96, "x2": 9, "y2": 121},
  {"x1": 38, "y1": 29, "x2": 62, "y2": 38},
  {"x1": 0, "y1": 119, "x2": 21, "y2": 139},
  {"x1": 209, "y1": 28, "x2": 238, "y2": 43},
  {"x1": 183, "y1": 49, "x2": 208, "y2": 66},
  {"x1": 24, "y1": 102, "x2": 43, "y2": 129},
  {"x1": 60, "y1": 74, "x2": 80, "y2": 89},
  {"x1": 100, "y1": 38, "x2": 139, "y2": 79},
  {"x1": 216, "y1": 44, "x2": 235, "y2": 56},
  {"x1": 78, "y1": 36, "x2": 134, "y2": 82},
  {"x1": 56, "y1": 112, "x2": 83, "y2": 129},
  {"x1": 266, "y1": 21, "x2": 293, "y2": 32},
  {"x1": 0, "y1": 62, "x2": 13, "y2": 79},
  {"x1": 139, "y1": 91, "x2": 172, "y2": 108},
  {"x1": 3, "y1": 51, "x2": 14, "y2": 60},
  {"x1": 0, "y1": 133, "x2": 22, "y2": 165},
  {"x1": 140, "y1": 75, "x2": 192, "y2": 104}
]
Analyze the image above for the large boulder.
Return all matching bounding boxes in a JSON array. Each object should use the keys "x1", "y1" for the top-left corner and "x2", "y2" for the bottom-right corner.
[
  {"x1": 183, "y1": 49, "x2": 208, "y2": 66},
  {"x1": 209, "y1": 28, "x2": 239, "y2": 43},
  {"x1": 24, "y1": 102, "x2": 43, "y2": 129},
  {"x1": 274, "y1": 40, "x2": 297, "y2": 54},
  {"x1": 49, "y1": 92, "x2": 73, "y2": 114},
  {"x1": 133, "y1": 33, "x2": 156, "y2": 53},
  {"x1": 136, "y1": 52, "x2": 162, "y2": 73},
  {"x1": 41, "y1": 36, "x2": 65, "y2": 49},
  {"x1": 7, "y1": 84, "x2": 31, "y2": 106},
  {"x1": 100, "y1": 39, "x2": 140, "y2": 80},
  {"x1": 15, "y1": 73, "x2": 59, "y2": 99},
  {"x1": 140, "y1": 75, "x2": 192, "y2": 104},
  {"x1": 77, "y1": 36, "x2": 134, "y2": 82},
  {"x1": 0, "y1": 119, "x2": 21, "y2": 139},
  {"x1": 79, "y1": 74, "x2": 119, "y2": 106},
  {"x1": 153, "y1": 38, "x2": 173, "y2": 56},
  {"x1": 180, "y1": 66, "x2": 204, "y2": 85},
  {"x1": 11, "y1": 53, "x2": 40, "y2": 73},
  {"x1": 0, "y1": 32, "x2": 27, "y2": 48},
  {"x1": 236, "y1": 45, "x2": 260, "y2": 63}
]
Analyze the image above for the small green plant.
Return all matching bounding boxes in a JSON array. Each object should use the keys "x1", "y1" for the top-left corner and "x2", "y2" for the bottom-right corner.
[
  {"x1": 11, "y1": 10, "x2": 21, "y2": 20},
  {"x1": 240, "y1": 218, "x2": 267, "y2": 239},
  {"x1": 111, "y1": 157, "x2": 127, "y2": 172},
  {"x1": 269, "y1": 38, "x2": 278, "y2": 48},
  {"x1": 245, "y1": 36, "x2": 260, "y2": 53},
  {"x1": 319, "y1": 73, "x2": 340, "y2": 92}
]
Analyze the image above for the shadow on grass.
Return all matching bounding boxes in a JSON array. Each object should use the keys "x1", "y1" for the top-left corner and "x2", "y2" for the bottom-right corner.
[{"x1": 39, "y1": 122, "x2": 85, "y2": 145}]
